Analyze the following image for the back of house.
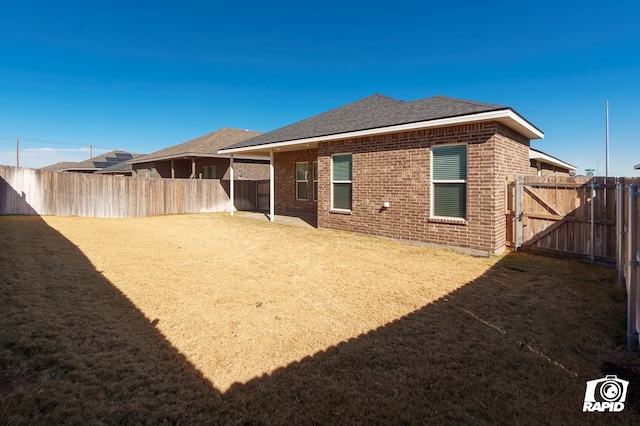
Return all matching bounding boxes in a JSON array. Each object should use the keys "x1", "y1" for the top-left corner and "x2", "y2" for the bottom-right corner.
[{"x1": 219, "y1": 94, "x2": 549, "y2": 255}]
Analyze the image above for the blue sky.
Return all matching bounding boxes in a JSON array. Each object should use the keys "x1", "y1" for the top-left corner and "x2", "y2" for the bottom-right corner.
[{"x1": 0, "y1": 0, "x2": 638, "y2": 176}]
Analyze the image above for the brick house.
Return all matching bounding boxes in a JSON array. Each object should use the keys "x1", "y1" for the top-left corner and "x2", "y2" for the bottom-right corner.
[
  {"x1": 130, "y1": 128, "x2": 269, "y2": 180},
  {"x1": 219, "y1": 94, "x2": 546, "y2": 255},
  {"x1": 529, "y1": 148, "x2": 576, "y2": 177}
]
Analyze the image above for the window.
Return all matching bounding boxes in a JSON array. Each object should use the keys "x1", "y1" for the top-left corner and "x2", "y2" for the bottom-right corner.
[
  {"x1": 431, "y1": 145, "x2": 467, "y2": 219},
  {"x1": 296, "y1": 162, "x2": 309, "y2": 200},
  {"x1": 202, "y1": 166, "x2": 216, "y2": 179},
  {"x1": 332, "y1": 154, "x2": 352, "y2": 210},
  {"x1": 313, "y1": 161, "x2": 318, "y2": 202}
]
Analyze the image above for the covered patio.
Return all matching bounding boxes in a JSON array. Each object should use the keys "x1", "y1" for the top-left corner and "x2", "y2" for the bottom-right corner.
[{"x1": 234, "y1": 211, "x2": 317, "y2": 228}]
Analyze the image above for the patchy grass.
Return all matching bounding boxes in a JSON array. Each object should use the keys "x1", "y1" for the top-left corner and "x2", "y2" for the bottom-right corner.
[{"x1": 0, "y1": 214, "x2": 638, "y2": 424}]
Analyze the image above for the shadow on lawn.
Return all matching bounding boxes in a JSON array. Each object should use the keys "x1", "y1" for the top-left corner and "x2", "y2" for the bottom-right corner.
[
  {"x1": 1, "y1": 180, "x2": 638, "y2": 424},
  {"x1": 0, "y1": 182, "x2": 222, "y2": 423}
]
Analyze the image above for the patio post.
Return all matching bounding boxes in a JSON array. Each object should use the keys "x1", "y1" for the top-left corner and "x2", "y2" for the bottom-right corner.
[
  {"x1": 270, "y1": 150, "x2": 275, "y2": 222},
  {"x1": 230, "y1": 154, "x2": 234, "y2": 216}
]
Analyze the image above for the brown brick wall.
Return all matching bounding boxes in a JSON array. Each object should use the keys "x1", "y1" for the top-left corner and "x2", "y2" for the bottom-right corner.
[
  {"x1": 274, "y1": 149, "x2": 318, "y2": 216},
  {"x1": 309, "y1": 121, "x2": 530, "y2": 253}
]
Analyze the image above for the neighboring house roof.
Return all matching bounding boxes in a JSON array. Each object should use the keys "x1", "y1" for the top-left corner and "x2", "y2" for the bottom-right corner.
[
  {"x1": 635, "y1": 163, "x2": 639, "y2": 170},
  {"x1": 96, "y1": 154, "x2": 144, "y2": 174},
  {"x1": 129, "y1": 128, "x2": 264, "y2": 164},
  {"x1": 529, "y1": 148, "x2": 576, "y2": 171},
  {"x1": 41, "y1": 161, "x2": 80, "y2": 172},
  {"x1": 219, "y1": 94, "x2": 544, "y2": 154},
  {"x1": 41, "y1": 151, "x2": 136, "y2": 172}
]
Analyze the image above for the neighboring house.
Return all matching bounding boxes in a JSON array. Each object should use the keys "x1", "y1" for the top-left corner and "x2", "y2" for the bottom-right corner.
[
  {"x1": 635, "y1": 163, "x2": 639, "y2": 170},
  {"x1": 219, "y1": 94, "x2": 546, "y2": 255},
  {"x1": 96, "y1": 154, "x2": 144, "y2": 176},
  {"x1": 529, "y1": 148, "x2": 576, "y2": 176},
  {"x1": 41, "y1": 151, "x2": 136, "y2": 173},
  {"x1": 129, "y1": 128, "x2": 269, "y2": 180}
]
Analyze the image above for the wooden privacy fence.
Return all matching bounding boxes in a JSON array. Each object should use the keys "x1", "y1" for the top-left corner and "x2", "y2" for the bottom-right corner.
[
  {"x1": 617, "y1": 181, "x2": 640, "y2": 350},
  {"x1": 506, "y1": 175, "x2": 640, "y2": 349},
  {"x1": 506, "y1": 176, "x2": 619, "y2": 263},
  {"x1": 0, "y1": 165, "x2": 268, "y2": 217}
]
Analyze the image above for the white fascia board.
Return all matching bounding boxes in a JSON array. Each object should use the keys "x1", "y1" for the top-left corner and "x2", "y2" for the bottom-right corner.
[
  {"x1": 128, "y1": 153, "x2": 268, "y2": 164},
  {"x1": 218, "y1": 109, "x2": 544, "y2": 155},
  {"x1": 529, "y1": 150, "x2": 576, "y2": 171}
]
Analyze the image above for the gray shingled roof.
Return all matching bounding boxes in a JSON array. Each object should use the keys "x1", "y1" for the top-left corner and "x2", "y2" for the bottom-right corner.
[
  {"x1": 96, "y1": 154, "x2": 144, "y2": 174},
  {"x1": 41, "y1": 151, "x2": 135, "y2": 172},
  {"x1": 222, "y1": 94, "x2": 518, "y2": 150},
  {"x1": 130, "y1": 128, "x2": 263, "y2": 164},
  {"x1": 40, "y1": 161, "x2": 80, "y2": 172}
]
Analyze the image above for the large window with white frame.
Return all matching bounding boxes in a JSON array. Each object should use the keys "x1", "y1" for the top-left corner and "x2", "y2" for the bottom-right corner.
[
  {"x1": 313, "y1": 161, "x2": 318, "y2": 202},
  {"x1": 296, "y1": 162, "x2": 309, "y2": 200},
  {"x1": 332, "y1": 154, "x2": 352, "y2": 210},
  {"x1": 431, "y1": 144, "x2": 467, "y2": 219}
]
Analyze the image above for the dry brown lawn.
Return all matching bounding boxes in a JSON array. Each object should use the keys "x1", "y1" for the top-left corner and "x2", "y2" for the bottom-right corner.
[{"x1": 1, "y1": 213, "x2": 639, "y2": 424}]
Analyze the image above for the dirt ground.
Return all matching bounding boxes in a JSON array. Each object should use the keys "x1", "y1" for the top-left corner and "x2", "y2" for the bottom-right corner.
[{"x1": 1, "y1": 213, "x2": 639, "y2": 424}]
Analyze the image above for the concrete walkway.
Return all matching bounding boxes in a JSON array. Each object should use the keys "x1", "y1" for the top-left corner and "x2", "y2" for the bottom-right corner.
[{"x1": 234, "y1": 211, "x2": 317, "y2": 229}]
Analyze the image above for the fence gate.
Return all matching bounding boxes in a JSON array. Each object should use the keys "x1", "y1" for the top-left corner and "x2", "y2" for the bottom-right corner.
[{"x1": 507, "y1": 176, "x2": 617, "y2": 264}]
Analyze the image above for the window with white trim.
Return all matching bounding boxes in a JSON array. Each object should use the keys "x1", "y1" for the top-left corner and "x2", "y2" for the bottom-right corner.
[
  {"x1": 313, "y1": 161, "x2": 318, "y2": 202},
  {"x1": 332, "y1": 154, "x2": 352, "y2": 210},
  {"x1": 296, "y1": 162, "x2": 309, "y2": 200},
  {"x1": 431, "y1": 145, "x2": 467, "y2": 219}
]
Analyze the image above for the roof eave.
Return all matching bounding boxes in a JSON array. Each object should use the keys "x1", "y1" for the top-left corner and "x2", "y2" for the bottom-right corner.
[
  {"x1": 218, "y1": 109, "x2": 544, "y2": 155},
  {"x1": 129, "y1": 152, "x2": 268, "y2": 164},
  {"x1": 529, "y1": 149, "x2": 576, "y2": 171}
]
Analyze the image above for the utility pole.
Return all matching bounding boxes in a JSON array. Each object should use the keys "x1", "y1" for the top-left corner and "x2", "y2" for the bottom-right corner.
[
  {"x1": 605, "y1": 101, "x2": 609, "y2": 179},
  {"x1": 16, "y1": 137, "x2": 19, "y2": 168}
]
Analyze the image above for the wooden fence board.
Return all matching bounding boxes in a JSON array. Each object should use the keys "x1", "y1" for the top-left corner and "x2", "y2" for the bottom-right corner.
[
  {"x1": 506, "y1": 176, "x2": 640, "y2": 267},
  {"x1": 507, "y1": 176, "x2": 619, "y2": 263}
]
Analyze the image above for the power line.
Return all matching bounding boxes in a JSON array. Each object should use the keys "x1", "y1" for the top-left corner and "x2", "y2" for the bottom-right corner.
[{"x1": 0, "y1": 136, "x2": 118, "y2": 151}]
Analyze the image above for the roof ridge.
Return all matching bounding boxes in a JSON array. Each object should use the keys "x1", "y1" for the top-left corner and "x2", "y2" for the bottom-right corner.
[
  {"x1": 370, "y1": 93, "x2": 404, "y2": 104},
  {"x1": 426, "y1": 95, "x2": 506, "y2": 109}
]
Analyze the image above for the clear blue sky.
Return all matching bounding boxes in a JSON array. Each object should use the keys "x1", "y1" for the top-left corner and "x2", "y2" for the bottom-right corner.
[{"x1": 1, "y1": 0, "x2": 638, "y2": 176}]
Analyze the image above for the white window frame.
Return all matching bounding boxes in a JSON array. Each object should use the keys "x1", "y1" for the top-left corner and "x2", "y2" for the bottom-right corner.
[
  {"x1": 313, "y1": 161, "x2": 318, "y2": 202},
  {"x1": 430, "y1": 143, "x2": 467, "y2": 221},
  {"x1": 331, "y1": 153, "x2": 352, "y2": 212},
  {"x1": 296, "y1": 162, "x2": 309, "y2": 201}
]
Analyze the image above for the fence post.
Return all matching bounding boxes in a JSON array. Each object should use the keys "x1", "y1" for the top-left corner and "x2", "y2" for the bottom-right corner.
[
  {"x1": 514, "y1": 176, "x2": 523, "y2": 250},
  {"x1": 617, "y1": 182, "x2": 626, "y2": 287},
  {"x1": 627, "y1": 184, "x2": 638, "y2": 351},
  {"x1": 590, "y1": 180, "x2": 596, "y2": 264}
]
